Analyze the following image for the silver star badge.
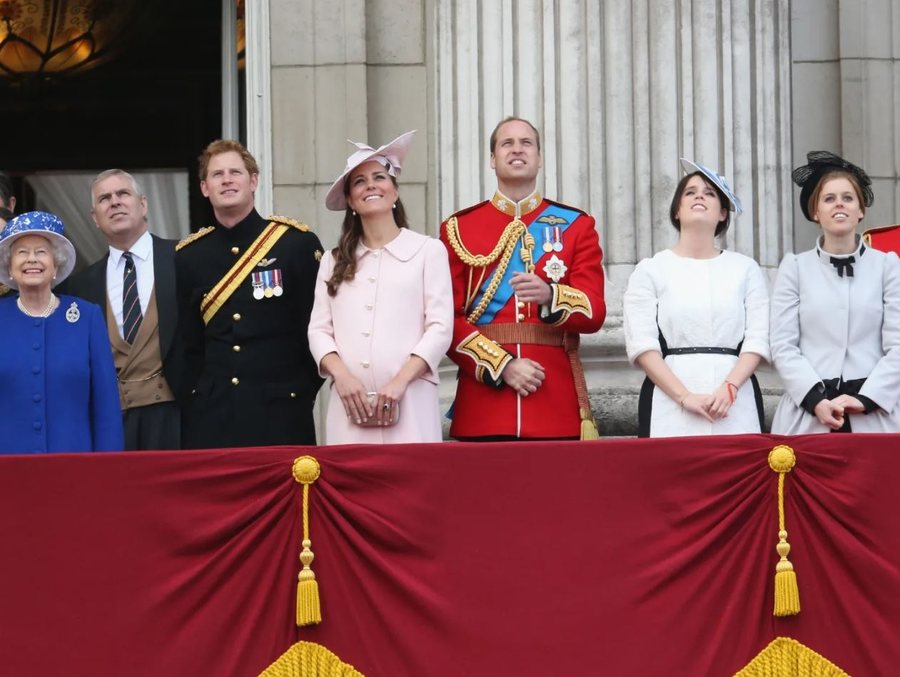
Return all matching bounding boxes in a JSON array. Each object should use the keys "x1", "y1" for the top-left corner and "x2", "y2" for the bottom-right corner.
[{"x1": 542, "y1": 254, "x2": 567, "y2": 282}]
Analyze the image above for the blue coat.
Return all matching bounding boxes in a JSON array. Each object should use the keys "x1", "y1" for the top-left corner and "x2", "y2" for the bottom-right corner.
[{"x1": 0, "y1": 295, "x2": 123, "y2": 453}]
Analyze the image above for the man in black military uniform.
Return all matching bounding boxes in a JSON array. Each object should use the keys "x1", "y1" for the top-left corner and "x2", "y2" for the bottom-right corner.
[{"x1": 175, "y1": 140, "x2": 324, "y2": 448}]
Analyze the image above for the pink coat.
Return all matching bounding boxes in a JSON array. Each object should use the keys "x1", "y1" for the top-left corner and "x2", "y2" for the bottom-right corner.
[{"x1": 308, "y1": 229, "x2": 453, "y2": 444}]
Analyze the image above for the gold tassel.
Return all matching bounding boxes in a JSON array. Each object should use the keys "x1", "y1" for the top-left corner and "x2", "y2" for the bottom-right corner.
[
  {"x1": 296, "y1": 536, "x2": 321, "y2": 626},
  {"x1": 768, "y1": 445, "x2": 800, "y2": 617},
  {"x1": 734, "y1": 637, "x2": 850, "y2": 676},
  {"x1": 580, "y1": 408, "x2": 600, "y2": 440},
  {"x1": 260, "y1": 640, "x2": 365, "y2": 677},
  {"x1": 292, "y1": 456, "x2": 323, "y2": 626}
]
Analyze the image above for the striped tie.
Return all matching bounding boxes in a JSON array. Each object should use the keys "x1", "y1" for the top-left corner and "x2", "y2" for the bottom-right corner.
[{"x1": 122, "y1": 251, "x2": 143, "y2": 344}]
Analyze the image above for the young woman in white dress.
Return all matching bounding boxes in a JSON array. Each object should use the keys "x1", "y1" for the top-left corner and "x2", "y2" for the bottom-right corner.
[
  {"x1": 624, "y1": 160, "x2": 770, "y2": 437},
  {"x1": 770, "y1": 152, "x2": 900, "y2": 434}
]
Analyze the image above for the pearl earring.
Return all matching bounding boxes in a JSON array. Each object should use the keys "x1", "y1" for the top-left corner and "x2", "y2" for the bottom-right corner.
[
  {"x1": 352, "y1": 210, "x2": 357, "y2": 216},
  {"x1": 392, "y1": 203, "x2": 397, "y2": 209}
]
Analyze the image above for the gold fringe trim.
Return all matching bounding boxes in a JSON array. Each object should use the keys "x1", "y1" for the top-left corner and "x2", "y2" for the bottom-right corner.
[
  {"x1": 734, "y1": 637, "x2": 849, "y2": 676},
  {"x1": 768, "y1": 445, "x2": 800, "y2": 616},
  {"x1": 580, "y1": 408, "x2": 599, "y2": 440},
  {"x1": 175, "y1": 225, "x2": 215, "y2": 251},
  {"x1": 259, "y1": 641, "x2": 364, "y2": 677},
  {"x1": 293, "y1": 456, "x2": 322, "y2": 626},
  {"x1": 268, "y1": 214, "x2": 311, "y2": 232}
]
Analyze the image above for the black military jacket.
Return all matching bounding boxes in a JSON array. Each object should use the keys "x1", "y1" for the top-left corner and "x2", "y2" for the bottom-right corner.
[{"x1": 175, "y1": 209, "x2": 323, "y2": 448}]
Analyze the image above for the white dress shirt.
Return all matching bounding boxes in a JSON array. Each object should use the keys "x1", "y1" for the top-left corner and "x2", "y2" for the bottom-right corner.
[{"x1": 106, "y1": 230, "x2": 154, "y2": 339}]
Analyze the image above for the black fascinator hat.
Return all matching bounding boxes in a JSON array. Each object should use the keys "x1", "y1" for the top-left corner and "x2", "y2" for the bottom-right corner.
[{"x1": 791, "y1": 151, "x2": 873, "y2": 222}]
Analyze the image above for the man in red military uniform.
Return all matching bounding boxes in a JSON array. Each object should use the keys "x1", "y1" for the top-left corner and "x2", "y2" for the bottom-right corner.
[
  {"x1": 864, "y1": 223, "x2": 900, "y2": 256},
  {"x1": 440, "y1": 116, "x2": 606, "y2": 440}
]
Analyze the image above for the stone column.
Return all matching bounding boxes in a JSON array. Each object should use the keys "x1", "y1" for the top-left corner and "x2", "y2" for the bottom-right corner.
[
  {"x1": 267, "y1": 0, "x2": 370, "y2": 248},
  {"x1": 791, "y1": 0, "x2": 900, "y2": 248},
  {"x1": 266, "y1": 0, "x2": 430, "y2": 250},
  {"x1": 432, "y1": 0, "x2": 793, "y2": 433},
  {"x1": 837, "y1": 0, "x2": 900, "y2": 232}
]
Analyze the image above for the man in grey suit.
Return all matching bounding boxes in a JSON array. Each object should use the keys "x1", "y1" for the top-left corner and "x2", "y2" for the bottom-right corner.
[{"x1": 64, "y1": 169, "x2": 185, "y2": 449}]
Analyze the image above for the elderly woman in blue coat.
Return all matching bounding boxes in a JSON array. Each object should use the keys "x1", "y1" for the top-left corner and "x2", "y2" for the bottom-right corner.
[
  {"x1": 770, "y1": 152, "x2": 900, "y2": 433},
  {"x1": 0, "y1": 211, "x2": 123, "y2": 453}
]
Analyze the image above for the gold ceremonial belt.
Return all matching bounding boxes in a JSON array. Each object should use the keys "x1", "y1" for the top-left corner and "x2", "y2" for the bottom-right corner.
[{"x1": 479, "y1": 322, "x2": 577, "y2": 350}]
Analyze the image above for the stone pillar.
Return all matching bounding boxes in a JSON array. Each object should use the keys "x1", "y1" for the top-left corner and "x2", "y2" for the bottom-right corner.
[
  {"x1": 265, "y1": 0, "x2": 430, "y2": 250},
  {"x1": 791, "y1": 0, "x2": 900, "y2": 250},
  {"x1": 433, "y1": 0, "x2": 793, "y2": 434},
  {"x1": 837, "y1": 0, "x2": 900, "y2": 231},
  {"x1": 267, "y1": 0, "x2": 369, "y2": 248}
]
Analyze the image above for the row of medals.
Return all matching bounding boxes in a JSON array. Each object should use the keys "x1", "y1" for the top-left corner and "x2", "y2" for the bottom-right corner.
[
  {"x1": 542, "y1": 225, "x2": 563, "y2": 253},
  {"x1": 251, "y1": 270, "x2": 283, "y2": 300}
]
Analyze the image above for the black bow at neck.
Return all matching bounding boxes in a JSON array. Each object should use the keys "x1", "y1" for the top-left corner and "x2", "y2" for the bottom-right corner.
[
  {"x1": 829, "y1": 255, "x2": 856, "y2": 277},
  {"x1": 818, "y1": 237, "x2": 866, "y2": 278}
]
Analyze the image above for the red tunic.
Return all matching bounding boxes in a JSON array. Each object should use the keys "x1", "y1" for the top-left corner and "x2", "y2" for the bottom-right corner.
[
  {"x1": 440, "y1": 191, "x2": 606, "y2": 438},
  {"x1": 864, "y1": 223, "x2": 900, "y2": 256}
]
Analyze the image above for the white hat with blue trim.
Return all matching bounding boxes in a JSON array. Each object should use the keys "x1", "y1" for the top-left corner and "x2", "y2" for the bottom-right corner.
[{"x1": 680, "y1": 158, "x2": 743, "y2": 214}]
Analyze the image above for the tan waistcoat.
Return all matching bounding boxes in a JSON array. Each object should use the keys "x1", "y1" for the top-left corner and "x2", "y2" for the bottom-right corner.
[{"x1": 107, "y1": 288, "x2": 175, "y2": 410}]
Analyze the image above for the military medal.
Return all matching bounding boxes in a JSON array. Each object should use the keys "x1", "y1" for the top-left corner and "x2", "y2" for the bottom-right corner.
[
  {"x1": 272, "y1": 269, "x2": 284, "y2": 297},
  {"x1": 251, "y1": 271, "x2": 265, "y2": 300},
  {"x1": 542, "y1": 225, "x2": 563, "y2": 253},
  {"x1": 551, "y1": 226, "x2": 563, "y2": 252},
  {"x1": 542, "y1": 226, "x2": 554, "y2": 253},
  {"x1": 65, "y1": 302, "x2": 80, "y2": 323}
]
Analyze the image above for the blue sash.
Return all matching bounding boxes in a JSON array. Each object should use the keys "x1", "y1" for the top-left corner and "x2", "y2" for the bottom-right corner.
[{"x1": 472, "y1": 204, "x2": 580, "y2": 325}]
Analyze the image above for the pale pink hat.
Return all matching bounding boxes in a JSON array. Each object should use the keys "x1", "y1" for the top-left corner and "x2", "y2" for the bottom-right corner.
[{"x1": 325, "y1": 130, "x2": 416, "y2": 211}]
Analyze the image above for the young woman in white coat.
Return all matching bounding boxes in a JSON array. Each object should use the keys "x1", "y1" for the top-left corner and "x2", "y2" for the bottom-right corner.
[
  {"x1": 308, "y1": 131, "x2": 453, "y2": 444},
  {"x1": 624, "y1": 160, "x2": 770, "y2": 437},
  {"x1": 770, "y1": 151, "x2": 900, "y2": 434}
]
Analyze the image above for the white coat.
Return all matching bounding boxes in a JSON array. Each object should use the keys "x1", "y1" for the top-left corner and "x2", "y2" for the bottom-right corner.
[{"x1": 770, "y1": 239, "x2": 900, "y2": 434}]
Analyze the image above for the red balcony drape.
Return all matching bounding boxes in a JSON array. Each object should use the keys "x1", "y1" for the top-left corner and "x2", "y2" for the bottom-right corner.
[{"x1": 1, "y1": 434, "x2": 898, "y2": 675}]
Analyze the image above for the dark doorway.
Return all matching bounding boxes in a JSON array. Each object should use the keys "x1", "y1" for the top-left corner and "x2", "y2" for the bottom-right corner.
[{"x1": 0, "y1": 0, "x2": 222, "y2": 231}]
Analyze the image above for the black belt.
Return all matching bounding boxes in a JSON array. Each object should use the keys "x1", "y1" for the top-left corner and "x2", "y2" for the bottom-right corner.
[
  {"x1": 663, "y1": 346, "x2": 740, "y2": 356},
  {"x1": 822, "y1": 377, "x2": 866, "y2": 398}
]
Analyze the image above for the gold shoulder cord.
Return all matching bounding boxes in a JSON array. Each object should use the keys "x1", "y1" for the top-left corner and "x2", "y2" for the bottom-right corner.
[
  {"x1": 445, "y1": 216, "x2": 533, "y2": 324},
  {"x1": 446, "y1": 216, "x2": 517, "y2": 266}
]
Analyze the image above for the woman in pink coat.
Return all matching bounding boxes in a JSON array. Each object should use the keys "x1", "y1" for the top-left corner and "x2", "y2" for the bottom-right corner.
[{"x1": 308, "y1": 131, "x2": 453, "y2": 444}]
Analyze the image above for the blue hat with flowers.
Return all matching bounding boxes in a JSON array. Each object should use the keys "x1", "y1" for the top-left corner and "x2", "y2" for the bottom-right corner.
[
  {"x1": 680, "y1": 158, "x2": 743, "y2": 214},
  {"x1": 0, "y1": 211, "x2": 77, "y2": 288}
]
